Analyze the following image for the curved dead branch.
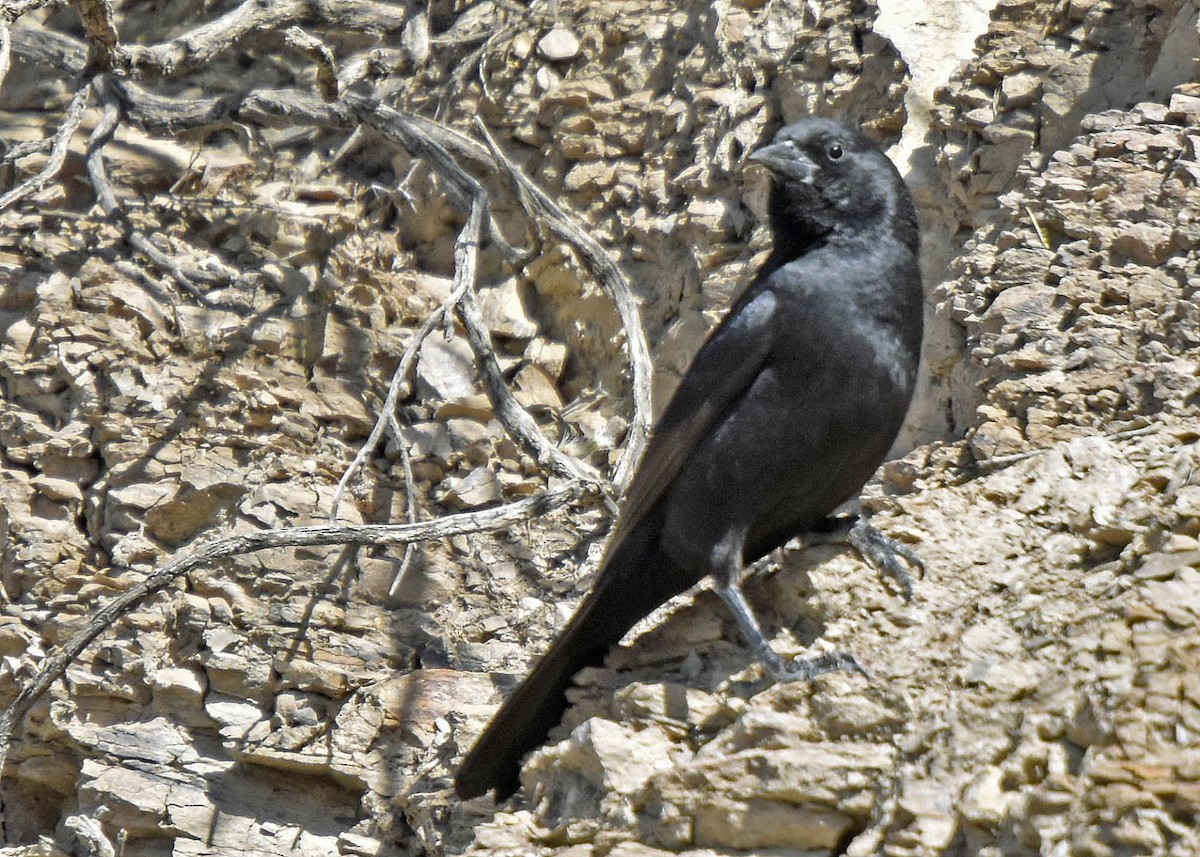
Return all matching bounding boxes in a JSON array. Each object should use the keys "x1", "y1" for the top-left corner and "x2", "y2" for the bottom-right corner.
[
  {"x1": 0, "y1": 5, "x2": 656, "y2": 813},
  {"x1": 0, "y1": 82, "x2": 91, "y2": 212},
  {"x1": 0, "y1": 480, "x2": 595, "y2": 789}
]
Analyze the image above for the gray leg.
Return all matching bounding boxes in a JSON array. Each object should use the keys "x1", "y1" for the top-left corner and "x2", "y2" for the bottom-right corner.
[
  {"x1": 714, "y1": 577, "x2": 869, "y2": 682},
  {"x1": 847, "y1": 518, "x2": 923, "y2": 601}
]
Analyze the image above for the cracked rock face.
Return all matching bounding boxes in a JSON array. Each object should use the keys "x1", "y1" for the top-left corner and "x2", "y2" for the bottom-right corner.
[
  {"x1": 3, "y1": 0, "x2": 1200, "y2": 856},
  {"x1": 944, "y1": 96, "x2": 1200, "y2": 460}
]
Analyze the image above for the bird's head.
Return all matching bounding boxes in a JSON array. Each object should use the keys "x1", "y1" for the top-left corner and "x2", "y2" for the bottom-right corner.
[{"x1": 749, "y1": 117, "x2": 916, "y2": 254}]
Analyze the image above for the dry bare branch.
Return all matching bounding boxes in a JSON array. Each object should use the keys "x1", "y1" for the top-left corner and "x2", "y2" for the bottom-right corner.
[
  {"x1": 0, "y1": 11, "x2": 660, "y2": 800},
  {"x1": 472, "y1": 117, "x2": 653, "y2": 492},
  {"x1": 0, "y1": 0, "x2": 55, "y2": 24},
  {"x1": 387, "y1": 410, "x2": 419, "y2": 597},
  {"x1": 85, "y1": 76, "x2": 233, "y2": 298},
  {"x1": 377, "y1": 121, "x2": 613, "y2": 496},
  {"x1": 458, "y1": 282, "x2": 612, "y2": 492},
  {"x1": 334, "y1": 140, "x2": 607, "y2": 538},
  {"x1": 0, "y1": 82, "x2": 91, "y2": 212},
  {"x1": 3, "y1": 27, "x2": 620, "y2": 498},
  {"x1": 342, "y1": 96, "x2": 654, "y2": 494},
  {"x1": 72, "y1": 0, "x2": 123, "y2": 72},
  {"x1": 2, "y1": 137, "x2": 53, "y2": 165},
  {"x1": 0, "y1": 479, "x2": 595, "y2": 789},
  {"x1": 119, "y1": 0, "x2": 411, "y2": 76},
  {"x1": 80, "y1": 85, "x2": 640, "y2": 502},
  {"x1": 328, "y1": 272, "x2": 472, "y2": 522},
  {"x1": 284, "y1": 26, "x2": 339, "y2": 100}
]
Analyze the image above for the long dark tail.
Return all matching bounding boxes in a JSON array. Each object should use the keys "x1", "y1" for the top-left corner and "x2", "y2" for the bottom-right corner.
[{"x1": 455, "y1": 510, "x2": 693, "y2": 800}]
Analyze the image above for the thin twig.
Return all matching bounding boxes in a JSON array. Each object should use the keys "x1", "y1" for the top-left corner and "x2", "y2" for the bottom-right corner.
[
  {"x1": 328, "y1": 274, "x2": 472, "y2": 522},
  {"x1": 335, "y1": 148, "x2": 607, "y2": 526},
  {"x1": 471, "y1": 117, "x2": 652, "y2": 492},
  {"x1": 330, "y1": 102, "x2": 611, "y2": 517},
  {"x1": 84, "y1": 76, "x2": 227, "y2": 299},
  {"x1": 458, "y1": 282, "x2": 611, "y2": 491},
  {"x1": 0, "y1": 480, "x2": 594, "y2": 787},
  {"x1": 119, "y1": 0, "x2": 411, "y2": 76},
  {"x1": 433, "y1": 25, "x2": 513, "y2": 122},
  {"x1": 0, "y1": 83, "x2": 91, "y2": 212},
  {"x1": 342, "y1": 98, "x2": 525, "y2": 262},
  {"x1": 346, "y1": 108, "x2": 613, "y2": 479},
  {"x1": 386, "y1": 410, "x2": 418, "y2": 597},
  {"x1": 413, "y1": 132, "x2": 613, "y2": 495},
  {"x1": 2, "y1": 137, "x2": 54, "y2": 165},
  {"x1": 284, "y1": 26, "x2": 339, "y2": 100},
  {"x1": 329, "y1": 125, "x2": 365, "y2": 169},
  {"x1": 968, "y1": 423, "x2": 1161, "y2": 474},
  {"x1": 369, "y1": 171, "x2": 487, "y2": 578}
]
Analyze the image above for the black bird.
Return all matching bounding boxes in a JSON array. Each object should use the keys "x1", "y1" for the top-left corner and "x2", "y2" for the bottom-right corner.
[{"x1": 456, "y1": 117, "x2": 924, "y2": 801}]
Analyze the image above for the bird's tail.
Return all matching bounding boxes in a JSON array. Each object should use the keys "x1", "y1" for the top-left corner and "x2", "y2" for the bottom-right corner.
[{"x1": 455, "y1": 511, "x2": 692, "y2": 800}]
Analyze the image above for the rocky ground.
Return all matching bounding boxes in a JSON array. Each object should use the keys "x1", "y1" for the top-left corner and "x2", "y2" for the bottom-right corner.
[{"x1": 1, "y1": 0, "x2": 1199, "y2": 855}]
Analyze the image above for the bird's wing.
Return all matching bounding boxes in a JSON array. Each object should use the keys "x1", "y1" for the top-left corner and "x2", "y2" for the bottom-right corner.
[{"x1": 611, "y1": 288, "x2": 779, "y2": 543}]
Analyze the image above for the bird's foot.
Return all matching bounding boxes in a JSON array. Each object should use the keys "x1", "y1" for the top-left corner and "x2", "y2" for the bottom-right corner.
[
  {"x1": 763, "y1": 648, "x2": 871, "y2": 683},
  {"x1": 715, "y1": 579, "x2": 872, "y2": 684},
  {"x1": 848, "y1": 519, "x2": 923, "y2": 601}
]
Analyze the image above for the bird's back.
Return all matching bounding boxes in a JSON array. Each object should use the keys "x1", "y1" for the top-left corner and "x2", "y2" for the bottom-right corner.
[{"x1": 659, "y1": 233, "x2": 921, "y2": 570}]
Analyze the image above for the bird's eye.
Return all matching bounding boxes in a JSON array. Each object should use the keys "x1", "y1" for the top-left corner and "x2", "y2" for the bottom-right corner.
[{"x1": 827, "y1": 142, "x2": 844, "y2": 160}]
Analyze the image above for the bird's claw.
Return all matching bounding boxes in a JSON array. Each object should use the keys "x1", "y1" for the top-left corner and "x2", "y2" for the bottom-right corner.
[{"x1": 848, "y1": 519, "x2": 923, "y2": 601}]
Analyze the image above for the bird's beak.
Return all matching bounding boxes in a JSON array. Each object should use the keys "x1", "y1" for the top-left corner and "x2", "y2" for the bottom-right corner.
[{"x1": 749, "y1": 142, "x2": 817, "y2": 183}]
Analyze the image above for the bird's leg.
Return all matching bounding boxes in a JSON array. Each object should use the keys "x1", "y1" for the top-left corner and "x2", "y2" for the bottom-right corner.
[
  {"x1": 713, "y1": 576, "x2": 869, "y2": 683},
  {"x1": 846, "y1": 517, "x2": 923, "y2": 601}
]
